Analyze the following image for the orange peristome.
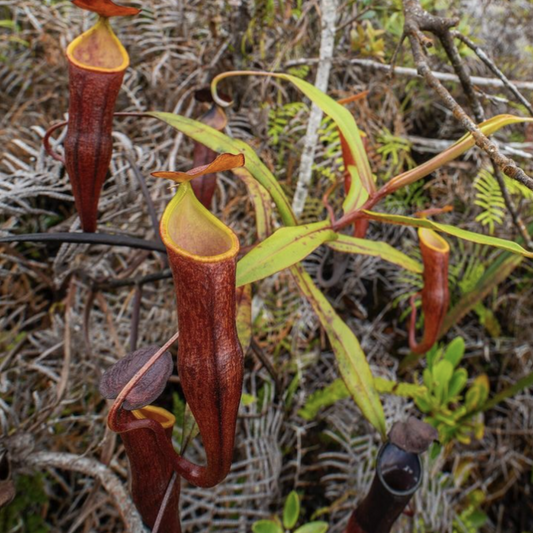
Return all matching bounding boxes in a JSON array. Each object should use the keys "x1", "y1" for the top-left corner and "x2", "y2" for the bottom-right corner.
[
  {"x1": 132, "y1": 405, "x2": 176, "y2": 429},
  {"x1": 152, "y1": 153, "x2": 244, "y2": 184},
  {"x1": 72, "y1": 0, "x2": 141, "y2": 18},
  {"x1": 67, "y1": 18, "x2": 129, "y2": 72},
  {"x1": 161, "y1": 183, "x2": 238, "y2": 260},
  {"x1": 419, "y1": 228, "x2": 450, "y2": 254}
]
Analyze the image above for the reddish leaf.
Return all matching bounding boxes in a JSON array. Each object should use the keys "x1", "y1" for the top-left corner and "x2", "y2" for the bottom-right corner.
[
  {"x1": 99, "y1": 345, "x2": 173, "y2": 410},
  {"x1": 152, "y1": 153, "x2": 245, "y2": 184},
  {"x1": 72, "y1": 0, "x2": 141, "y2": 17}
]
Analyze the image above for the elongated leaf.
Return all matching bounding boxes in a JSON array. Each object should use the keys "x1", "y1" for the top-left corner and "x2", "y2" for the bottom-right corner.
[
  {"x1": 236, "y1": 284, "x2": 252, "y2": 354},
  {"x1": 328, "y1": 234, "x2": 422, "y2": 273},
  {"x1": 180, "y1": 403, "x2": 200, "y2": 454},
  {"x1": 481, "y1": 368, "x2": 533, "y2": 412},
  {"x1": 374, "y1": 377, "x2": 426, "y2": 398},
  {"x1": 152, "y1": 153, "x2": 244, "y2": 184},
  {"x1": 148, "y1": 112, "x2": 297, "y2": 227},
  {"x1": 283, "y1": 491, "x2": 300, "y2": 530},
  {"x1": 387, "y1": 114, "x2": 533, "y2": 192},
  {"x1": 294, "y1": 523, "x2": 329, "y2": 533},
  {"x1": 211, "y1": 72, "x2": 373, "y2": 194},
  {"x1": 233, "y1": 167, "x2": 273, "y2": 239},
  {"x1": 237, "y1": 221, "x2": 337, "y2": 286},
  {"x1": 252, "y1": 521, "x2": 283, "y2": 533},
  {"x1": 363, "y1": 210, "x2": 533, "y2": 258},
  {"x1": 298, "y1": 377, "x2": 425, "y2": 420},
  {"x1": 342, "y1": 164, "x2": 370, "y2": 213},
  {"x1": 290, "y1": 264, "x2": 386, "y2": 438}
]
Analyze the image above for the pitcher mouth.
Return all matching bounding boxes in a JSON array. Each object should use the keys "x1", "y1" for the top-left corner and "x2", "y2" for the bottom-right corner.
[
  {"x1": 377, "y1": 442, "x2": 422, "y2": 497},
  {"x1": 67, "y1": 18, "x2": 129, "y2": 73},
  {"x1": 160, "y1": 183, "x2": 239, "y2": 263},
  {"x1": 132, "y1": 405, "x2": 176, "y2": 429},
  {"x1": 419, "y1": 228, "x2": 449, "y2": 254}
]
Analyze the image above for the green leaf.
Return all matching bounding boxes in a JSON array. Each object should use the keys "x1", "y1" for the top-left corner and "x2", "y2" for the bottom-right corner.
[
  {"x1": 241, "y1": 393, "x2": 256, "y2": 406},
  {"x1": 298, "y1": 379, "x2": 350, "y2": 421},
  {"x1": 252, "y1": 520, "x2": 283, "y2": 533},
  {"x1": 363, "y1": 210, "x2": 533, "y2": 258},
  {"x1": 294, "y1": 522, "x2": 329, "y2": 533},
  {"x1": 467, "y1": 510, "x2": 488, "y2": 528},
  {"x1": 433, "y1": 360, "x2": 454, "y2": 403},
  {"x1": 148, "y1": 111, "x2": 297, "y2": 227},
  {"x1": 482, "y1": 368, "x2": 533, "y2": 412},
  {"x1": 290, "y1": 264, "x2": 386, "y2": 438},
  {"x1": 342, "y1": 165, "x2": 369, "y2": 213},
  {"x1": 211, "y1": 72, "x2": 373, "y2": 194},
  {"x1": 298, "y1": 377, "x2": 425, "y2": 421},
  {"x1": 328, "y1": 234, "x2": 422, "y2": 273},
  {"x1": 180, "y1": 403, "x2": 200, "y2": 454},
  {"x1": 236, "y1": 221, "x2": 337, "y2": 286},
  {"x1": 443, "y1": 337, "x2": 465, "y2": 369},
  {"x1": 283, "y1": 491, "x2": 300, "y2": 529},
  {"x1": 374, "y1": 377, "x2": 426, "y2": 398},
  {"x1": 387, "y1": 114, "x2": 533, "y2": 192},
  {"x1": 448, "y1": 368, "x2": 468, "y2": 399},
  {"x1": 236, "y1": 284, "x2": 252, "y2": 354},
  {"x1": 233, "y1": 167, "x2": 273, "y2": 240}
]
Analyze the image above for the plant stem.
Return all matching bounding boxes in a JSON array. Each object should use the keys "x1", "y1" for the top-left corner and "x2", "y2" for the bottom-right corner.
[{"x1": 0, "y1": 232, "x2": 166, "y2": 253}]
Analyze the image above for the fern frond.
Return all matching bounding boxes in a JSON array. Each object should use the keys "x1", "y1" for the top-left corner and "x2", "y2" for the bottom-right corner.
[{"x1": 474, "y1": 169, "x2": 505, "y2": 234}]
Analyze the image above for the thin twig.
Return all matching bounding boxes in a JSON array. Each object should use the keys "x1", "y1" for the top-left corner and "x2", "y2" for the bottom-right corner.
[
  {"x1": 400, "y1": 0, "x2": 532, "y2": 246},
  {"x1": 402, "y1": 0, "x2": 533, "y2": 192},
  {"x1": 493, "y1": 167, "x2": 533, "y2": 247},
  {"x1": 24, "y1": 452, "x2": 148, "y2": 533},
  {"x1": 428, "y1": 13, "x2": 532, "y2": 247},
  {"x1": 292, "y1": 0, "x2": 339, "y2": 218},
  {"x1": 57, "y1": 276, "x2": 76, "y2": 401},
  {"x1": 284, "y1": 57, "x2": 533, "y2": 91},
  {"x1": 453, "y1": 31, "x2": 533, "y2": 116},
  {"x1": 439, "y1": 30, "x2": 485, "y2": 122},
  {"x1": 151, "y1": 472, "x2": 179, "y2": 533}
]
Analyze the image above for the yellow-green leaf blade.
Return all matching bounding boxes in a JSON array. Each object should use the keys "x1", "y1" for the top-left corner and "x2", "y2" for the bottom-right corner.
[
  {"x1": 290, "y1": 264, "x2": 386, "y2": 438},
  {"x1": 387, "y1": 114, "x2": 533, "y2": 192},
  {"x1": 236, "y1": 284, "x2": 252, "y2": 355},
  {"x1": 363, "y1": 211, "x2": 533, "y2": 258},
  {"x1": 233, "y1": 167, "x2": 273, "y2": 240},
  {"x1": 148, "y1": 111, "x2": 297, "y2": 227},
  {"x1": 211, "y1": 72, "x2": 373, "y2": 195},
  {"x1": 328, "y1": 234, "x2": 422, "y2": 273},
  {"x1": 236, "y1": 221, "x2": 337, "y2": 286}
]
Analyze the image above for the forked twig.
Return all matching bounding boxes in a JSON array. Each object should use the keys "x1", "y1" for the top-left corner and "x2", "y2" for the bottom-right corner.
[
  {"x1": 402, "y1": 0, "x2": 533, "y2": 192},
  {"x1": 402, "y1": 0, "x2": 532, "y2": 247}
]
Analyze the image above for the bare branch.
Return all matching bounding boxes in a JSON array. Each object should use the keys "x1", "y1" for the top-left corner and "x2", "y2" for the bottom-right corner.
[
  {"x1": 25, "y1": 452, "x2": 148, "y2": 533},
  {"x1": 402, "y1": 0, "x2": 533, "y2": 193},
  {"x1": 292, "y1": 0, "x2": 339, "y2": 219},
  {"x1": 452, "y1": 31, "x2": 533, "y2": 116}
]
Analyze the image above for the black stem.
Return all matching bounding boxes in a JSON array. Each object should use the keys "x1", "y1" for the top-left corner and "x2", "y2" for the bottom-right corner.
[{"x1": 0, "y1": 232, "x2": 167, "y2": 253}]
